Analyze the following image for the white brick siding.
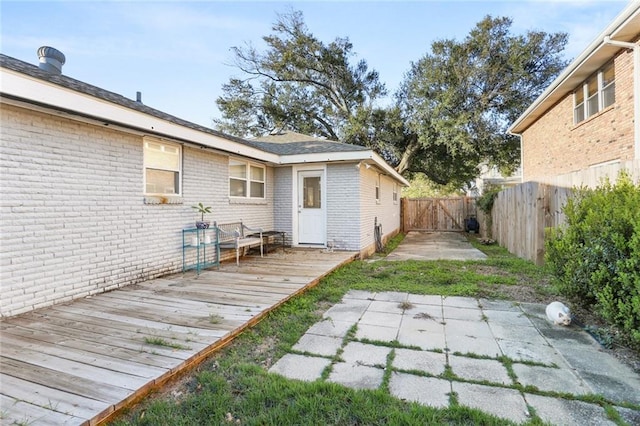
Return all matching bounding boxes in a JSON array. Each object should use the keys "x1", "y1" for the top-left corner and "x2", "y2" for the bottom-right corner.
[
  {"x1": 1, "y1": 105, "x2": 274, "y2": 317},
  {"x1": 274, "y1": 166, "x2": 293, "y2": 246},
  {"x1": 359, "y1": 167, "x2": 401, "y2": 255},
  {"x1": 326, "y1": 163, "x2": 361, "y2": 251}
]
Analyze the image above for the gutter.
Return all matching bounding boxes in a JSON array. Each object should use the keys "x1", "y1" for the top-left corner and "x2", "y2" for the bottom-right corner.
[
  {"x1": 508, "y1": 3, "x2": 640, "y2": 135},
  {"x1": 603, "y1": 36, "x2": 640, "y2": 159}
]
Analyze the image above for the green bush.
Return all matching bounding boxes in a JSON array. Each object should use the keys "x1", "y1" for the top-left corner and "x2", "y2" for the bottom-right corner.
[
  {"x1": 545, "y1": 172, "x2": 640, "y2": 345},
  {"x1": 476, "y1": 184, "x2": 501, "y2": 215}
]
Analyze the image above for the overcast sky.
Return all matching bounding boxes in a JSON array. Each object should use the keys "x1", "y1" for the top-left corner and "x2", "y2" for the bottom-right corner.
[{"x1": 1, "y1": 0, "x2": 631, "y2": 128}]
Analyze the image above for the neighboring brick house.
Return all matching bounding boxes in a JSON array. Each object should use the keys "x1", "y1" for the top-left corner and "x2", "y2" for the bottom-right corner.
[
  {"x1": 509, "y1": 3, "x2": 640, "y2": 183},
  {"x1": 0, "y1": 50, "x2": 408, "y2": 317}
]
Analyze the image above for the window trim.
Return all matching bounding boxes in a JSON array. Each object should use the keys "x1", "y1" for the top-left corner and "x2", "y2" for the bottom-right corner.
[
  {"x1": 573, "y1": 61, "x2": 615, "y2": 125},
  {"x1": 229, "y1": 158, "x2": 266, "y2": 200},
  {"x1": 143, "y1": 137, "x2": 182, "y2": 196},
  {"x1": 375, "y1": 174, "x2": 381, "y2": 204},
  {"x1": 393, "y1": 183, "x2": 398, "y2": 204}
]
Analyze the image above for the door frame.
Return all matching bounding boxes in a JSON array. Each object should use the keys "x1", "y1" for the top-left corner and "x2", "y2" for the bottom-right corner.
[{"x1": 292, "y1": 164, "x2": 327, "y2": 247}]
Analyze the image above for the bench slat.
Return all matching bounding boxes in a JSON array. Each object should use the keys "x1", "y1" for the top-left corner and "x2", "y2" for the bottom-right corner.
[{"x1": 214, "y1": 221, "x2": 263, "y2": 265}]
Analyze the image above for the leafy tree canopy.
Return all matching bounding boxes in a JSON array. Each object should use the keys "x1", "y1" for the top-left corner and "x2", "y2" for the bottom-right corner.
[
  {"x1": 396, "y1": 16, "x2": 568, "y2": 186},
  {"x1": 214, "y1": 12, "x2": 568, "y2": 188},
  {"x1": 214, "y1": 9, "x2": 386, "y2": 148}
]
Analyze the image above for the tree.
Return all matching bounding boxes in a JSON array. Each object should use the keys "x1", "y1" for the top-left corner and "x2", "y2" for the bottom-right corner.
[
  {"x1": 395, "y1": 16, "x2": 568, "y2": 186},
  {"x1": 214, "y1": 9, "x2": 386, "y2": 147},
  {"x1": 216, "y1": 12, "x2": 568, "y2": 188}
]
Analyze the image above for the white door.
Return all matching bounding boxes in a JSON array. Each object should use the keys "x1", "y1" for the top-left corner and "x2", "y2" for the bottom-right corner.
[{"x1": 298, "y1": 170, "x2": 325, "y2": 245}]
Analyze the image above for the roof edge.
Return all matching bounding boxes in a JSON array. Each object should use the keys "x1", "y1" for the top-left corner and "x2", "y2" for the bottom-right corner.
[{"x1": 508, "y1": 2, "x2": 640, "y2": 135}]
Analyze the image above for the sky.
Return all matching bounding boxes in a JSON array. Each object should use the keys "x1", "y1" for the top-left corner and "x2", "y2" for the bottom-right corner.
[{"x1": 1, "y1": 0, "x2": 633, "y2": 128}]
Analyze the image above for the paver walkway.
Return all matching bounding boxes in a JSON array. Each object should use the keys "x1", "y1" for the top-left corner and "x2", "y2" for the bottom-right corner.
[{"x1": 270, "y1": 291, "x2": 640, "y2": 425}]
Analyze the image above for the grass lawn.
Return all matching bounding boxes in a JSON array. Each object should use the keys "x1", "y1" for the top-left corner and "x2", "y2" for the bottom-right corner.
[{"x1": 110, "y1": 235, "x2": 616, "y2": 426}]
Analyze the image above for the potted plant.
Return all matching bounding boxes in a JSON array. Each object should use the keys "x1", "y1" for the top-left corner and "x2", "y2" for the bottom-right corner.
[{"x1": 192, "y1": 202, "x2": 212, "y2": 229}]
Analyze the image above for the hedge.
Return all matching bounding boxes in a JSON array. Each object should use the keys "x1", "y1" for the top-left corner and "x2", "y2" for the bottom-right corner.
[{"x1": 545, "y1": 172, "x2": 640, "y2": 345}]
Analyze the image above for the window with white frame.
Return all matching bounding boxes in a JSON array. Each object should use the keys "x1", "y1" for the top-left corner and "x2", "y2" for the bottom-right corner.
[
  {"x1": 375, "y1": 174, "x2": 380, "y2": 203},
  {"x1": 393, "y1": 183, "x2": 398, "y2": 204},
  {"x1": 229, "y1": 159, "x2": 265, "y2": 198},
  {"x1": 144, "y1": 139, "x2": 181, "y2": 195},
  {"x1": 573, "y1": 62, "x2": 615, "y2": 124}
]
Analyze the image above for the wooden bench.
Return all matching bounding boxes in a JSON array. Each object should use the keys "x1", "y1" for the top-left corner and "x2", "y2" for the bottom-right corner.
[{"x1": 214, "y1": 221, "x2": 263, "y2": 265}]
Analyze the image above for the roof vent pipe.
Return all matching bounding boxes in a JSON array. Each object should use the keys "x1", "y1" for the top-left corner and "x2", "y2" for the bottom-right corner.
[
  {"x1": 136, "y1": 91, "x2": 143, "y2": 103},
  {"x1": 37, "y1": 46, "x2": 66, "y2": 75}
]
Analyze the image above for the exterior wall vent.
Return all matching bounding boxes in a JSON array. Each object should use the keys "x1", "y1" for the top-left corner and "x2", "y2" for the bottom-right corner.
[{"x1": 37, "y1": 46, "x2": 66, "y2": 75}]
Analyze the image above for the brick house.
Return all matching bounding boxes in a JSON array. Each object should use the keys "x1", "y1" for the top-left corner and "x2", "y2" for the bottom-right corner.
[
  {"x1": 0, "y1": 50, "x2": 408, "y2": 317},
  {"x1": 508, "y1": 3, "x2": 640, "y2": 183}
]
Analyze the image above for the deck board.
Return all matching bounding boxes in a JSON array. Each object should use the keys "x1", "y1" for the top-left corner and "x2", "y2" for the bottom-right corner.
[{"x1": 0, "y1": 249, "x2": 357, "y2": 425}]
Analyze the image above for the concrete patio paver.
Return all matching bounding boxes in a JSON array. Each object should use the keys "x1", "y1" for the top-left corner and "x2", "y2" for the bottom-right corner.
[
  {"x1": 452, "y1": 382, "x2": 530, "y2": 424},
  {"x1": 270, "y1": 290, "x2": 640, "y2": 425},
  {"x1": 525, "y1": 394, "x2": 617, "y2": 426},
  {"x1": 512, "y1": 363, "x2": 592, "y2": 395},
  {"x1": 393, "y1": 347, "x2": 446, "y2": 375},
  {"x1": 389, "y1": 373, "x2": 450, "y2": 408},
  {"x1": 448, "y1": 354, "x2": 511, "y2": 385},
  {"x1": 269, "y1": 354, "x2": 331, "y2": 382},
  {"x1": 292, "y1": 334, "x2": 343, "y2": 357},
  {"x1": 327, "y1": 362, "x2": 384, "y2": 390},
  {"x1": 267, "y1": 234, "x2": 639, "y2": 425},
  {"x1": 341, "y1": 341, "x2": 390, "y2": 367},
  {"x1": 355, "y1": 323, "x2": 398, "y2": 342}
]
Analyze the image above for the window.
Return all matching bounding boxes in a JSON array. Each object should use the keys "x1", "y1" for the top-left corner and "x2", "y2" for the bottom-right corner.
[
  {"x1": 574, "y1": 89, "x2": 585, "y2": 124},
  {"x1": 586, "y1": 75, "x2": 599, "y2": 117},
  {"x1": 573, "y1": 62, "x2": 615, "y2": 124},
  {"x1": 393, "y1": 183, "x2": 398, "y2": 204},
  {"x1": 375, "y1": 175, "x2": 380, "y2": 203},
  {"x1": 602, "y1": 62, "x2": 615, "y2": 109},
  {"x1": 229, "y1": 159, "x2": 265, "y2": 199},
  {"x1": 144, "y1": 139, "x2": 181, "y2": 195}
]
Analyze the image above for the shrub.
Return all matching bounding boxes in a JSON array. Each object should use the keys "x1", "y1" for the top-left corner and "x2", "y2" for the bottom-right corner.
[
  {"x1": 545, "y1": 172, "x2": 640, "y2": 345},
  {"x1": 476, "y1": 184, "x2": 501, "y2": 215},
  {"x1": 476, "y1": 184, "x2": 502, "y2": 238}
]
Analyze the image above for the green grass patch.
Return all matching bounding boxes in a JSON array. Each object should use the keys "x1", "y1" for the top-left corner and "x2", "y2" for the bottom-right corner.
[
  {"x1": 143, "y1": 337, "x2": 190, "y2": 350},
  {"x1": 114, "y1": 364, "x2": 515, "y2": 426}
]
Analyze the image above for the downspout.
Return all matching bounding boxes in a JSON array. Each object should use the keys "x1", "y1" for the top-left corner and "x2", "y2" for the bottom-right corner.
[{"x1": 603, "y1": 36, "x2": 640, "y2": 159}]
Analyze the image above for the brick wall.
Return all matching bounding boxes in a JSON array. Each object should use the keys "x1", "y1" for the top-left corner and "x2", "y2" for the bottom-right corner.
[
  {"x1": 522, "y1": 43, "x2": 637, "y2": 182},
  {"x1": 326, "y1": 163, "x2": 361, "y2": 251},
  {"x1": 0, "y1": 105, "x2": 274, "y2": 316},
  {"x1": 273, "y1": 166, "x2": 293, "y2": 246},
  {"x1": 358, "y1": 166, "x2": 401, "y2": 257}
]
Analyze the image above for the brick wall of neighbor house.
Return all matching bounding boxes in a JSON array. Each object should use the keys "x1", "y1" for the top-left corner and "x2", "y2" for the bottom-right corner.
[
  {"x1": 0, "y1": 105, "x2": 274, "y2": 317},
  {"x1": 358, "y1": 167, "x2": 402, "y2": 257},
  {"x1": 521, "y1": 44, "x2": 636, "y2": 182},
  {"x1": 326, "y1": 163, "x2": 361, "y2": 251},
  {"x1": 273, "y1": 166, "x2": 293, "y2": 246}
]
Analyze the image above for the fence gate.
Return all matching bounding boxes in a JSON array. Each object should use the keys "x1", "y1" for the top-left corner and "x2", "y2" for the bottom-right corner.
[{"x1": 402, "y1": 197, "x2": 477, "y2": 232}]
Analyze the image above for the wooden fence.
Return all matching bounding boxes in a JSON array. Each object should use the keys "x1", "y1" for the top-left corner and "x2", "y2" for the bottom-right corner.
[
  {"x1": 486, "y1": 160, "x2": 640, "y2": 265},
  {"x1": 402, "y1": 197, "x2": 478, "y2": 232}
]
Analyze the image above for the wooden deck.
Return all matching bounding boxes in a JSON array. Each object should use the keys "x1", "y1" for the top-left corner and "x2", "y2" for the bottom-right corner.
[{"x1": 0, "y1": 249, "x2": 357, "y2": 425}]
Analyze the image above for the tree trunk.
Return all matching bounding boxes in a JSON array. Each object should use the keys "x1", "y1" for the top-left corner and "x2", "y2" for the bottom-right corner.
[{"x1": 395, "y1": 137, "x2": 420, "y2": 175}]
